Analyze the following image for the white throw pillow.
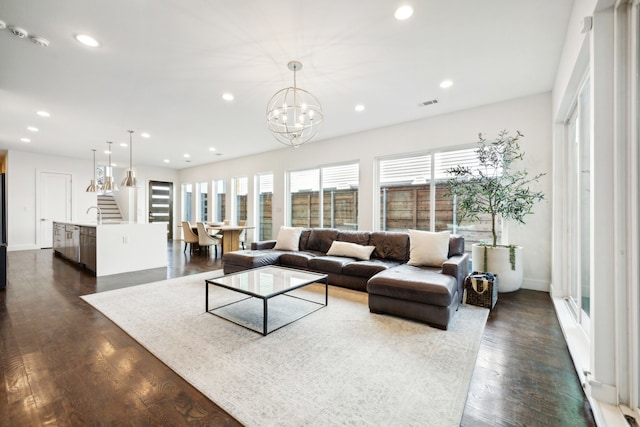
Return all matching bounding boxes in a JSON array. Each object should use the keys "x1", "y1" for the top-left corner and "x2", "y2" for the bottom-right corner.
[
  {"x1": 273, "y1": 226, "x2": 303, "y2": 251},
  {"x1": 407, "y1": 229, "x2": 451, "y2": 267},
  {"x1": 326, "y1": 241, "x2": 375, "y2": 261}
]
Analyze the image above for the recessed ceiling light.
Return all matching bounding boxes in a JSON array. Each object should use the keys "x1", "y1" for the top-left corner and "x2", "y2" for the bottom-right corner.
[
  {"x1": 27, "y1": 126, "x2": 39, "y2": 132},
  {"x1": 355, "y1": 104, "x2": 365, "y2": 112},
  {"x1": 222, "y1": 93, "x2": 234, "y2": 101},
  {"x1": 440, "y1": 80, "x2": 453, "y2": 89},
  {"x1": 30, "y1": 36, "x2": 50, "y2": 48},
  {"x1": 74, "y1": 34, "x2": 100, "y2": 48},
  {"x1": 104, "y1": 149, "x2": 111, "y2": 154},
  {"x1": 120, "y1": 142, "x2": 128, "y2": 147},
  {"x1": 20, "y1": 138, "x2": 31, "y2": 143},
  {"x1": 209, "y1": 147, "x2": 216, "y2": 152},
  {"x1": 140, "y1": 132, "x2": 150, "y2": 138},
  {"x1": 163, "y1": 159, "x2": 170, "y2": 163},
  {"x1": 395, "y1": 5, "x2": 413, "y2": 20},
  {"x1": 36, "y1": 111, "x2": 50, "y2": 117},
  {"x1": 184, "y1": 153, "x2": 190, "y2": 158}
]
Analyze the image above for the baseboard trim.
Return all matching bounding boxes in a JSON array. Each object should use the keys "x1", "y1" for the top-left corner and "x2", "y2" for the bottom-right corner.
[
  {"x1": 522, "y1": 278, "x2": 549, "y2": 292},
  {"x1": 7, "y1": 244, "x2": 41, "y2": 252}
]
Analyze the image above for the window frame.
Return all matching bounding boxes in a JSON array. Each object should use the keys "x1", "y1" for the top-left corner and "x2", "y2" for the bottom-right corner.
[
  {"x1": 286, "y1": 160, "x2": 360, "y2": 229},
  {"x1": 375, "y1": 145, "x2": 499, "y2": 250}
]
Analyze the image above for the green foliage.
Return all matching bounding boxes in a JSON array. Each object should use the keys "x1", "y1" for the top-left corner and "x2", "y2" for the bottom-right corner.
[
  {"x1": 446, "y1": 130, "x2": 545, "y2": 247},
  {"x1": 509, "y1": 244, "x2": 517, "y2": 271}
]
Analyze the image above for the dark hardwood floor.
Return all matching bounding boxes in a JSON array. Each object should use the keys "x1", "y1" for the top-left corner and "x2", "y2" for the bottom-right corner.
[{"x1": 0, "y1": 242, "x2": 595, "y2": 426}]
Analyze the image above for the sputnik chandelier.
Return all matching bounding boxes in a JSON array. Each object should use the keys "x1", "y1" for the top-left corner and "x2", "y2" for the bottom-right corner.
[{"x1": 266, "y1": 61, "x2": 324, "y2": 148}]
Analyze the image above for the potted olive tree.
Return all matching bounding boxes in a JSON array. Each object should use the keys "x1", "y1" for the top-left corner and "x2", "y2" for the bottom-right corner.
[{"x1": 446, "y1": 130, "x2": 544, "y2": 292}]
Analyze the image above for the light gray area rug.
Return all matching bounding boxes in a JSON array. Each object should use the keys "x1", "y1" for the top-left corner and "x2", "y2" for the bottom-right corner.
[{"x1": 82, "y1": 271, "x2": 489, "y2": 426}]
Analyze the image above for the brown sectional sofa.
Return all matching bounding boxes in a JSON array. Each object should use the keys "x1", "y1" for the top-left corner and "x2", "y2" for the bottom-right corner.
[{"x1": 222, "y1": 228, "x2": 468, "y2": 330}]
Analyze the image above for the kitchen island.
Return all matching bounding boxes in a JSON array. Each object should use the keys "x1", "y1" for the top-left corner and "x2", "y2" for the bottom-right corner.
[{"x1": 53, "y1": 221, "x2": 167, "y2": 276}]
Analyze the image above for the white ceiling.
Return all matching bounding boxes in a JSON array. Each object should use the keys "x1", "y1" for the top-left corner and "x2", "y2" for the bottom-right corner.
[{"x1": 0, "y1": 0, "x2": 574, "y2": 169}]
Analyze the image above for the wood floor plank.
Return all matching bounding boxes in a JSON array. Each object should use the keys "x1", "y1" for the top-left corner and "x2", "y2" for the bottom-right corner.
[{"x1": 0, "y1": 242, "x2": 594, "y2": 426}]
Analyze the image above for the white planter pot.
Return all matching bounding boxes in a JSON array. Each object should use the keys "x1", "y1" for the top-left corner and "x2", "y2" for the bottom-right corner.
[{"x1": 471, "y1": 244, "x2": 523, "y2": 293}]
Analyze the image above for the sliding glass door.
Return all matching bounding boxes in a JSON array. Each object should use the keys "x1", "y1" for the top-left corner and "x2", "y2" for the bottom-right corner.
[{"x1": 567, "y1": 78, "x2": 591, "y2": 333}]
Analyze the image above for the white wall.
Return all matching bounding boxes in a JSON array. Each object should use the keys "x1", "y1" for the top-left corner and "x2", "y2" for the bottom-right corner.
[
  {"x1": 126, "y1": 164, "x2": 179, "y2": 224},
  {"x1": 7, "y1": 150, "x2": 97, "y2": 250},
  {"x1": 179, "y1": 92, "x2": 553, "y2": 291},
  {"x1": 6, "y1": 150, "x2": 178, "y2": 250}
]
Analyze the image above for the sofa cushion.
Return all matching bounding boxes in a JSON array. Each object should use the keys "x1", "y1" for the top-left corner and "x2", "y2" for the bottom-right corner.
[
  {"x1": 336, "y1": 230, "x2": 371, "y2": 246},
  {"x1": 306, "y1": 228, "x2": 339, "y2": 253},
  {"x1": 273, "y1": 226, "x2": 303, "y2": 251},
  {"x1": 342, "y1": 259, "x2": 400, "y2": 279},
  {"x1": 299, "y1": 229, "x2": 312, "y2": 251},
  {"x1": 370, "y1": 232, "x2": 410, "y2": 262},
  {"x1": 326, "y1": 241, "x2": 375, "y2": 260},
  {"x1": 448, "y1": 234, "x2": 464, "y2": 257},
  {"x1": 278, "y1": 251, "x2": 318, "y2": 269},
  {"x1": 407, "y1": 230, "x2": 451, "y2": 267},
  {"x1": 222, "y1": 250, "x2": 283, "y2": 269},
  {"x1": 309, "y1": 256, "x2": 355, "y2": 274},
  {"x1": 367, "y1": 264, "x2": 457, "y2": 307}
]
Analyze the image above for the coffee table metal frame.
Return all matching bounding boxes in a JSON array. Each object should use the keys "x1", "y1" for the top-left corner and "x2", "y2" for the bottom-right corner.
[{"x1": 205, "y1": 266, "x2": 328, "y2": 335}]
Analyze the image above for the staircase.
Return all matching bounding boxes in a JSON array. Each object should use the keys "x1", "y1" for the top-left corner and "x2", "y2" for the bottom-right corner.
[{"x1": 97, "y1": 194, "x2": 124, "y2": 222}]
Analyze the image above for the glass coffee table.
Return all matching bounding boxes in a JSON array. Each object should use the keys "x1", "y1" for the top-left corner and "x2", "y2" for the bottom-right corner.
[{"x1": 205, "y1": 266, "x2": 328, "y2": 335}]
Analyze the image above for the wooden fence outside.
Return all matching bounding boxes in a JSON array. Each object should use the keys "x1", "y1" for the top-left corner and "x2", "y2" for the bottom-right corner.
[
  {"x1": 257, "y1": 185, "x2": 499, "y2": 248},
  {"x1": 291, "y1": 189, "x2": 358, "y2": 230}
]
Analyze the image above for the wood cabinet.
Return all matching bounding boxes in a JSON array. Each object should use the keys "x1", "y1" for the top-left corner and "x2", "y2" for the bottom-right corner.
[
  {"x1": 79, "y1": 226, "x2": 96, "y2": 273},
  {"x1": 53, "y1": 222, "x2": 80, "y2": 263}
]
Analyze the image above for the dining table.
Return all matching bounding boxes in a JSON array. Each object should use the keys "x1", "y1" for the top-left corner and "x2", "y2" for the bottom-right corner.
[{"x1": 205, "y1": 223, "x2": 254, "y2": 253}]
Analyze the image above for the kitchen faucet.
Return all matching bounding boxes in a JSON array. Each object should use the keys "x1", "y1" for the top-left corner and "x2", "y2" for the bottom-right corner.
[{"x1": 87, "y1": 206, "x2": 102, "y2": 224}]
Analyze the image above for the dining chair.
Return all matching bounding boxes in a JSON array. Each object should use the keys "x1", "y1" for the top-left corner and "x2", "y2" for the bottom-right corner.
[
  {"x1": 238, "y1": 220, "x2": 247, "y2": 250},
  {"x1": 181, "y1": 221, "x2": 199, "y2": 253},
  {"x1": 197, "y1": 222, "x2": 222, "y2": 258}
]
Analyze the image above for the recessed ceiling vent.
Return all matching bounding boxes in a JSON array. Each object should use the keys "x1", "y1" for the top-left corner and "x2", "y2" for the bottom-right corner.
[
  {"x1": 8, "y1": 26, "x2": 28, "y2": 38},
  {"x1": 419, "y1": 99, "x2": 439, "y2": 107}
]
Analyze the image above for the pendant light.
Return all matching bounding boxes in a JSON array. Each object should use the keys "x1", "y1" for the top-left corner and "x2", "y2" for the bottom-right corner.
[
  {"x1": 85, "y1": 149, "x2": 99, "y2": 192},
  {"x1": 120, "y1": 130, "x2": 137, "y2": 187},
  {"x1": 103, "y1": 141, "x2": 117, "y2": 192},
  {"x1": 266, "y1": 61, "x2": 324, "y2": 148}
]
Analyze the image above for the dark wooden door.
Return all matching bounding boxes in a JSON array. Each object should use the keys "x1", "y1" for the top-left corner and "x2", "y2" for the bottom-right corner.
[{"x1": 148, "y1": 180, "x2": 173, "y2": 240}]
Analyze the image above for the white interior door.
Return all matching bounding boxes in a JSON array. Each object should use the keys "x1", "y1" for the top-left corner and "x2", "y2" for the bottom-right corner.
[{"x1": 39, "y1": 172, "x2": 72, "y2": 248}]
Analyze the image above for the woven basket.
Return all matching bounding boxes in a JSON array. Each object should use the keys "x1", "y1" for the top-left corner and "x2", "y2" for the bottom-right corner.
[{"x1": 464, "y1": 272, "x2": 498, "y2": 310}]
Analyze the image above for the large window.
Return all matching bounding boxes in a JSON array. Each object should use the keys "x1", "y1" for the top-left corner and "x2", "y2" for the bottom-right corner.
[
  {"x1": 379, "y1": 154, "x2": 432, "y2": 231},
  {"x1": 213, "y1": 179, "x2": 226, "y2": 222},
  {"x1": 377, "y1": 149, "x2": 499, "y2": 250},
  {"x1": 196, "y1": 181, "x2": 208, "y2": 222},
  {"x1": 256, "y1": 173, "x2": 273, "y2": 240},
  {"x1": 289, "y1": 163, "x2": 359, "y2": 229},
  {"x1": 566, "y1": 77, "x2": 591, "y2": 334},
  {"x1": 234, "y1": 176, "x2": 248, "y2": 224},
  {"x1": 181, "y1": 183, "x2": 192, "y2": 222},
  {"x1": 290, "y1": 169, "x2": 320, "y2": 227}
]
